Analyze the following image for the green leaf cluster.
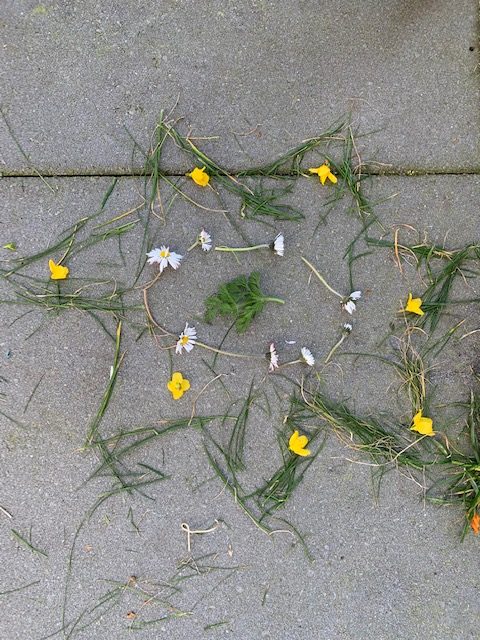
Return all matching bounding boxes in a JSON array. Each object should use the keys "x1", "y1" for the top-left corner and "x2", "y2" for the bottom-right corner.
[{"x1": 204, "y1": 272, "x2": 282, "y2": 333}]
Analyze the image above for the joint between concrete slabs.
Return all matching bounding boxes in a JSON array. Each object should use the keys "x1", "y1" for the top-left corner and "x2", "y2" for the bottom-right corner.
[{"x1": 2, "y1": 169, "x2": 480, "y2": 180}]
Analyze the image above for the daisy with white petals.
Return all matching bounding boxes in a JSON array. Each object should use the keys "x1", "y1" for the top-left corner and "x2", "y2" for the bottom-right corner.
[
  {"x1": 199, "y1": 229, "x2": 212, "y2": 251},
  {"x1": 282, "y1": 346, "x2": 316, "y2": 368},
  {"x1": 272, "y1": 233, "x2": 284, "y2": 257},
  {"x1": 147, "y1": 246, "x2": 183, "y2": 273},
  {"x1": 325, "y1": 323, "x2": 353, "y2": 364},
  {"x1": 188, "y1": 229, "x2": 212, "y2": 252},
  {"x1": 343, "y1": 291, "x2": 361, "y2": 315},
  {"x1": 268, "y1": 342, "x2": 279, "y2": 372},
  {"x1": 175, "y1": 323, "x2": 197, "y2": 354},
  {"x1": 215, "y1": 233, "x2": 285, "y2": 258},
  {"x1": 301, "y1": 347, "x2": 315, "y2": 367},
  {"x1": 301, "y1": 257, "x2": 361, "y2": 315}
]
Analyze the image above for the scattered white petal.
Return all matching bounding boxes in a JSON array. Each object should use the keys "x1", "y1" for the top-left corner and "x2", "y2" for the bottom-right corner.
[
  {"x1": 285, "y1": 340, "x2": 296, "y2": 345},
  {"x1": 268, "y1": 342, "x2": 279, "y2": 372},
  {"x1": 343, "y1": 300, "x2": 356, "y2": 315},
  {"x1": 176, "y1": 323, "x2": 197, "y2": 354},
  {"x1": 167, "y1": 250, "x2": 183, "y2": 270},
  {"x1": 272, "y1": 233, "x2": 284, "y2": 257},
  {"x1": 146, "y1": 248, "x2": 162, "y2": 265},
  {"x1": 350, "y1": 290, "x2": 362, "y2": 301},
  {"x1": 301, "y1": 347, "x2": 315, "y2": 366}
]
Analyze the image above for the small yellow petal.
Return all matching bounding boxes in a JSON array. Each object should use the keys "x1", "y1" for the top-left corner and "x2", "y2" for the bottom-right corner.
[
  {"x1": 308, "y1": 164, "x2": 337, "y2": 186},
  {"x1": 49, "y1": 259, "x2": 69, "y2": 280},
  {"x1": 293, "y1": 444, "x2": 311, "y2": 457},
  {"x1": 404, "y1": 293, "x2": 424, "y2": 316},
  {"x1": 411, "y1": 410, "x2": 435, "y2": 436},
  {"x1": 188, "y1": 166, "x2": 210, "y2": 187},
  {"x1": 470, "y1": 512, "x2": 480, "y2": 535},
  {"x1": 288, "y1": 430, "x2": 311, "y2": 456},
  {"x1": 327, "y1": 172, "x2": 337, "y2": 184},
  {"x1": 295, "y1": 434, "x2": 309, "y2": 449},
  {"x1": 167, "y1": 372, "x2": 190, "y2": 400},
  {"x1": 167, "y1": 381, "x2": 184, "y2": 400}
]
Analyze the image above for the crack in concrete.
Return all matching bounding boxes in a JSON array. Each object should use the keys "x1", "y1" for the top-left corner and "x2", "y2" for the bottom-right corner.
[{"x1": 2, "y1": 169, "x2": 480, "y2": 179}]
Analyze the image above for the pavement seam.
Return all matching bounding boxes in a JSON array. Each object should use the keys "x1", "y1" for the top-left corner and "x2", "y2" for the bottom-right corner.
[{"x1": 1, "y1": 169, "x2": 480, "y2": 179}]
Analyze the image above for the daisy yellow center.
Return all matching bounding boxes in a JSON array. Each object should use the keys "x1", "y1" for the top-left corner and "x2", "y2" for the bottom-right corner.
[
  {"x1": 160, "y1": 249, "x2": 170, "y2": 258},
  {"x1": 180, "y1": 335, "x2": 189, "y2": 345}
]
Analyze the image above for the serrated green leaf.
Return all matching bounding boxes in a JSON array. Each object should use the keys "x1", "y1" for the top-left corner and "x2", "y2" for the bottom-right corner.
[{"x1": 204, "y1": 272, "x2": 282, "y2": 334}]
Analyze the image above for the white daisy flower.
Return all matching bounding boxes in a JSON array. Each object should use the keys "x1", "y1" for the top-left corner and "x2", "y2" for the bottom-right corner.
[
  {"x1": 146, "y1": 246, "x2": 183, "y2": 273},
  {"x1": 268, "y1": 342, "x2": 279, "y2": 372},
  {"x1": 301, "y1": 347, "x2": 315, "y2": 367},
  {"x1": 342, "y1": 291, "x2": 361, "y2": 315},
  {"x1": 272, "y1": 233, "x2": 284, "y2": 257},
  {"x1": 325, "y1": 322, "x2": 354, "y2": 364},
  {"x1": 199, "y1": 229, "x2": 212, "y2": 252},
  {"x1": 175, "y1": 323, "x2": 197, "y2": 354},
  {"x1": 216, "y1": 233, "x2": 284, "y2": 257}
]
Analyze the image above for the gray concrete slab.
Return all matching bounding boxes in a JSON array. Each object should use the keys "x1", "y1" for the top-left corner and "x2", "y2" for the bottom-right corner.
[
  {"x1": 1, "y1": 174, "x2": 480, "y2": 639},
  {"x1": 1, "y1": 1, "x2": 479, "y2": 175}
]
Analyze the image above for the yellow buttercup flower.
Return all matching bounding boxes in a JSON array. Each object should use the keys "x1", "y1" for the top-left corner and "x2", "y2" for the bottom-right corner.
[
  {"x1": 187, "y1": 166, "x2": 210, "y2": 187},
  {"x1": 404, "y1": 293, "x2": 424, "y2": 316},
  {"x1": 288, "y1": 430, "x2": 311, "y2": 457},
  {"x1": 470, "y1": 512, "x2": 480, "y2": 536},
  {"x1": 308, "y1": 163, "x2": 337, "y2": 185},
  {"x1": 167, "y1": 371, "x2": 190, "y2": 400},
  {"x1": 411, "y1": 410, "x2": 435, "y2": 436},
  {"x1": 49, "y1": 259, "x2": 69, "y2": 280}
]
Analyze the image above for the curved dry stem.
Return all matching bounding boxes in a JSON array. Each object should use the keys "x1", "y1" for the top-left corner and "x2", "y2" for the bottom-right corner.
[
  {"x1": 196, "y1": 341, "x2": 263, "y2": 360},
  {"x1": 301, "y1": 256, "x2": 343, "y2": 299},
  {"x1": 215, "y1": 244, "x2": 269, "y2": 253},
  {"x1": 142, "y1": 279, "x2": 175, "y2": 338},
  {"x1": 325, "y1": 335, "x2": 346, "y2": 364},
  {"x1": 188, "y1": 374, "x2": 224, "y2": 427},
  {"x1": 143, "y1": 282, "x2": 264, "y2": 360}
]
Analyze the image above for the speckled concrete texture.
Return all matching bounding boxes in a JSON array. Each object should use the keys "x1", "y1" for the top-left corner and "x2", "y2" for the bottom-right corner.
[
  {"x1": 1, "y1": 1, "x2": 480, "y2": 638},
  {"x1": 0, "y1": 0, "x2": 479, "y2": 174},
  {"x1": 1, "y1": 175, "x2": 479, "y2": 639}
]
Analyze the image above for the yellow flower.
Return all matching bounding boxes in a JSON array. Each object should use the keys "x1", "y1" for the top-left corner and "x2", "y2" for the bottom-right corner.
[
  {"x1": 411, "y1": 410, "x2": 435, "y2": 436},
  {"x1": 308, "y1": 163, "x2": 337, "y2": 185},
  {"x1": 49, "y1": 259, "x2": 69, "y2": 280},
  {"x1": 288, "y1": 430, "x2": 311, "y2": 457},
  {"x1": 167, "y1": 371, "x2": 190, "y2": 400},
  {"x1": 470, "y1": 512, "x2": 480, "y2": 535},
  {"x1": 187, "y1": 166, "x2": 210, "y2": 187},
  {"x1": 404, "y1": 292, "x2": 424, "y2": 316}
]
